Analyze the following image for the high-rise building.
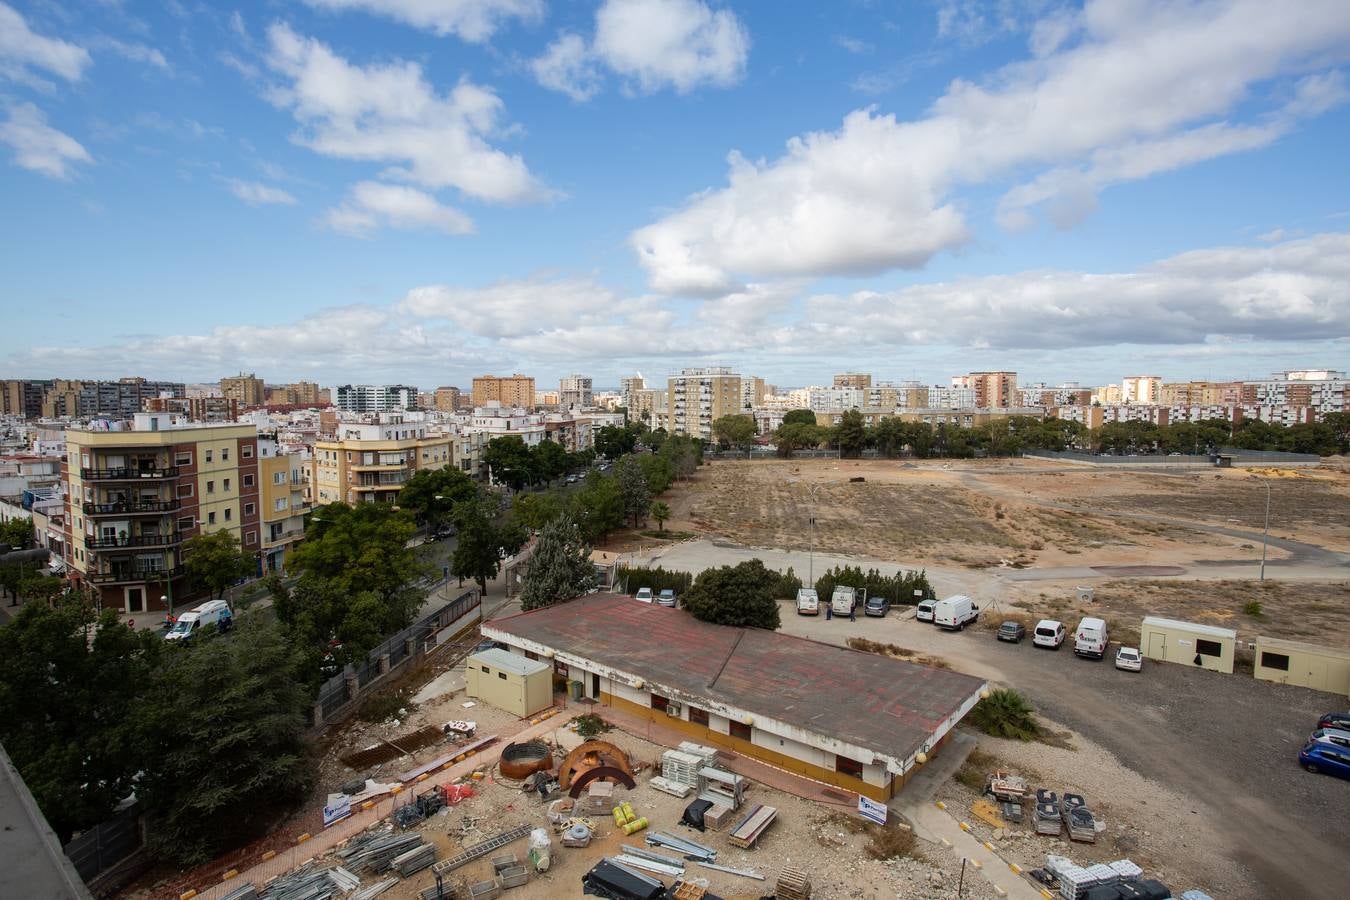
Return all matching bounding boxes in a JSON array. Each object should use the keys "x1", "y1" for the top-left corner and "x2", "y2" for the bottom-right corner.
[
  {"x1": 833, "y1": 373, "x2": 873, "y2": 390},
  {"x1": 0, "y1": 379, "x2": 47, "y2": 418},
  {"x1": 64, "y1": 413, "x2": 261, "y2": 615},
  {"x1": 144, "y1": 396, "x2": 239, "y2": 422},
  {"x1": 740, "y1": 376, "x2": 766, "y2": 410},
  {"x1": 1121, "y1": 375, "x2": 1162, "y2": 405},
  {"x1": 954, "y1": 372, "x2": 1018, "y2": 408},
  {"x1": 433, "y1": 386, "x2": 463, "y2": 412},
  {"x1": 35, "y1": 378, "x2": 186, "y2": 418},
  {"x1": 559, "y1": 375, "x2": 593, "y2": 409},
  {"x1": 619, "y1": 375, "x2": 645, "y2": 410},
  {"x1": 312, "y1": 416, "x2": 451, "y2": 506},
  {"x1": 666, "y1": 367, "x2": 743, "y2": 439},
  {"x1": 472, "y1": 374, "x2": 535, "y2": 409},
  {"x1": 220, "y1": 373, "x2": 266, "y2": 407},
  {"x1": 629, "y1": 388, "x2": 668, "y2": 428},
  {"x1": 265, "y1": 380, "x2": 328, "y2": 407},
  {"x1": 257, "y1": 437, "x2": 310, "y2": 574},
  {"x1": 334, "y1": 384, "x2": 418, "y2": 413}
]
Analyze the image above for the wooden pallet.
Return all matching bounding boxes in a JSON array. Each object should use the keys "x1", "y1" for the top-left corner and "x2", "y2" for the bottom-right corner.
[
  {"x1": 704, "y1": 803, "x2": 734, "y2": 831},
  {"x1": 727, "y1": 803, "x2": 777, "y2": 848},
  {"x1": 774, "y1": 865, "x2": 811, "y2": 899}
]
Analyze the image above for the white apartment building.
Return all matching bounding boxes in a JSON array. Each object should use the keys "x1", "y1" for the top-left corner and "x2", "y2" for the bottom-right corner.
[
  {"x1": 808, "y1": 387, "x2": 864, "y2": 411},
  {"x1": 469, "y1": 403, "x2": 546, "y2": 447},
  {"x1": 1122, "y1": 376, "x2": 1162, "y2": 405},
  {"x1": 559, "y1": 375, "x2": 594, "y2": 409},
  {"x1": 334, "y1": 384, "x2": 419, "y2": 414},
  {"x1": 1242, "y1": 370, "x2": 1347, "y2": 415},
  {"x1": 927, "y1": 386, "x2": 976, "y2": 408}
]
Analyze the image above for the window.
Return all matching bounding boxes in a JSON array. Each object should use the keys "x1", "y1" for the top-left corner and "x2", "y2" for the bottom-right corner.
[
  {"x1": 207, "y1": 511, "x2": 216, "y2": 525},
  {"x1": 481, "y1": 666, "x2": 490, "y2": 673},
  {"x1": 835, "y1": 754, "x2": 864, "y2": 778},
  {"x1": 177, "y1": 483, "x2": 193, "y2": 498},
  {"x1": 689, "y1": 706, "x2": 709, "y2": 726},
  {"x1": 178, "y1": 516, "x2": 193, "y2": 531},
  {"x1": 175, "y1": 451, "x2": 192, "y2": 466},
  {"x1": 1261, "y1": 652, "x2": 1290, "y2": 671},
  {"x1": 242, "y1": 444, "x2": 253, "y2": 459},
  {"x1": 205, "y1": 449, "x2": 213, "y2": 463},
  {"x1": 244, "y1": 530, "x2": 256, "y2": 546},
  {"x1": 221, "y1": 447, "x2": 229, "y2": 461},
  {"x1": 243, "y1": 474, "x2": 254, "y2": 487},
  {"x1": 498, "y1": 672, "x2": 507, "y2": 680},
  {"x1": 1196, "y1": 638, "x2": 1223, "y2": 658},
  {"x1": 275, "y1": 498, "x2": 288, "y2": 511},
  {"x1": 651, "y1": 695, "x2": 669, "y2": 712},
  {"x1": 224, "y1": 508, "x2": 232, "y2": 521},
  {"x1": 206, "y1": 480, "x2": 215, "y2": 493},
  {"x1": 223, "y1": 478, "x2": 231, "y2": 491},
  {"x1": 244, "y1": 503, "x2": 255, "y2": 516},
  {"x1": 274, "y1": 471, "x2": 287, "y2": 484},
  {"x1": 525, "y1": 650, "x2": 539, "y2": 660},
  {"x1": 729, "y1": 720, "x2": 752, "y2": 741}
]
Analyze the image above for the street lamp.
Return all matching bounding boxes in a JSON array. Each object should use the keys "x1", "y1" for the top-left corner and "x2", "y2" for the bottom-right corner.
[{"x1": 1250, "y1": 475, "x2": 1272, "y2": 582}]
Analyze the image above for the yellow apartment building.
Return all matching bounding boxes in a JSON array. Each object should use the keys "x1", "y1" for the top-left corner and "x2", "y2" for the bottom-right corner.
[{"x1": 312, "y1": 418, "x2": 453, "y2": 506}]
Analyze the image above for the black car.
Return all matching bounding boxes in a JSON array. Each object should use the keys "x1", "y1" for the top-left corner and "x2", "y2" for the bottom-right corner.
[
  {"x1": 1318, "y1": 711, "x2": 1350, "y2": 732},
  {"x1": 475, "y1": 639, "x2": 506, "y2": 653},
  {"x1": 997, "y1": 621, "x2": 1026, "y2": 643}
]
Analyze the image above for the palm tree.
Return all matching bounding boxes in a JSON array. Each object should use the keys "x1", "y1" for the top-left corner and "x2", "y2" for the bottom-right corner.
[{"x1": 649, "y1": 501, "x2": 671, "y2": 532}]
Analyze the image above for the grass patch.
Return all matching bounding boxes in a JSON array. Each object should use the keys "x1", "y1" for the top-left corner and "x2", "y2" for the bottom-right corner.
[
  {"x1": 571, "y1": 713, "x2": 611, "y2": 738},
  {"x1": 955, "y1": 749, "x2": 996, "y2": 792},
  {"x1": 848, "y1": 637, "x2": 951, "y2": 669},
  {"x1": 818, "y1": 812, "x2": 919, "y2": 860},
  {"x1": 1243, "y1": 600, "x2": 1266, "y2": 620},
  {"x1": 638, "y1": 530, "x2": 697, "y2": 540}
]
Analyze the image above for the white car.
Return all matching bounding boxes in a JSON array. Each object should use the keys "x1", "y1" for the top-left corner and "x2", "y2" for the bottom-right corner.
[
  {"x1": 916, "y1": 599, "x2": 936, "y2": 623},
  {"x1": 1115, "y1": 646, "x2": 1143, "y2": 671},
  {"x1": 634, "y1": 587, "x2": 654, "y2": 603},
  {"x1": 1032, "y1": 619, "x2": 1066, "y2": 649}
]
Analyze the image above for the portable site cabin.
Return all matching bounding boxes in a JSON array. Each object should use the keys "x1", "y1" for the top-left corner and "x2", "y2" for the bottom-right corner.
[
  {"x1": 465, "y1": 648, "x2": 553, "y2": 717},
  {"x1": 1253, "y1": 636, "x2": 1350, "y2": 697},
  {"x1": 1139, "y1": 617, "x2": 1237, "y2": 674}
]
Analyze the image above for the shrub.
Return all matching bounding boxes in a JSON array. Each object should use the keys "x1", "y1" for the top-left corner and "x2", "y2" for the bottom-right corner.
[
  {"x1": 1243, "y1": 600, "x2": 1264, "y2": 618},
  {"x1": 967, "y1": 688, "x2": 1042, "y2": 741},
  {"x1": 814, "y1": 565, "x2": 931, "y2": 607},
  {"x1": 572, "y1": 713, "x2": 610, "y2": 738},
  {"x1": 616, "y1": 565, "x2": 693, "y2": 597}
]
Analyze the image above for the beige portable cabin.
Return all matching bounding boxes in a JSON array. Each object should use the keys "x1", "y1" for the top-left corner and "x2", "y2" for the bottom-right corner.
[
  {"x1": 1139, "y1": 617, "x2": 1237, "y2": 674},
  {"x1": 465, "y1": 648, "x2": 553, "y2": 717},
  {"x1": 1253, "y1": 637, "x2": 1350, "y2": 696}
]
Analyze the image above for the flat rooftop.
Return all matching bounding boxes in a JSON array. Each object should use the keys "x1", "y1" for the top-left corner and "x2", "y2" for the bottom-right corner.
[
  {"x1": 1143, "y1": 616, "x2": 1237, "y2": 640},
  {"x1": 487, "y1": 594, "x2": 985, "y2": 763}
]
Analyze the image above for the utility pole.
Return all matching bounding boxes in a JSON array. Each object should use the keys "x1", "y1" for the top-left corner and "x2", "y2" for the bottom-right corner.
[{"x1": 1259, "y1": 478, "x2": 1271, "y2": 582}]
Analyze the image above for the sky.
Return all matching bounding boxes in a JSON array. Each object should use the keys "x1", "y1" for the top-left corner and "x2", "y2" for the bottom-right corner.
[{"x1": 1, "y1": 0, "x2": 1348, "y2": 391}]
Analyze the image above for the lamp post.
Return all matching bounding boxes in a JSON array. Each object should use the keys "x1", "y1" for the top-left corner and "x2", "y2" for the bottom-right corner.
[{"x1": 1255, "y1": 477, "x2": 1272, "y2": 582}]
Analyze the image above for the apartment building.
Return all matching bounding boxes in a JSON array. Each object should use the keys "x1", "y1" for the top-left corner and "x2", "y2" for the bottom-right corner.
[
  {"x1": 472, "y1": 374, "x2": 536, "y2": 409},
  {"x1": 433, "y1": 386, "x2": 465, "y2": 412},
  {"x1": 1, "y1": 380, "x2": 46, "y2": 418},
  {"x1": 1160, "y1": 381, "x2": 1241, "y2": 406},
  {"x1": 1122, "y1": 375, "x2": 1162, "y2": 405},
  {"x1": 629, "y1": 388, "x2": 668, "y2": 429},
  {"x1": 559, "y1": 375, "x2": 594, "y2": 409},
  {"x1": 895, "y1": 382, "x2": 929, "y2": 409},
  {"x1": 334, "y1": 384, "x2": 419, "y2": 414},
  {"x1": 667, "y1": 368, "x2": 743, "y2": 439},
  {"x1": 257, "y1": 437, "x2": 311, "y2": 574},
  {"x1": 808, "y1": 387, "x2": 865, "y2": 411},
  {"x1": 469, "y1": 404, "x2": 546, "y2": 448},
  {"x1": 740, "y1": 376, "x2": 767, "y2": 410},
  {"x1": 927, "y1": 386, "x2": 976, "y2": 408},
  {"x1": 1019, "y1": 384, "x2": 1093, "y2": 408},
  {"x1": 312, "y1": 416, "x2": 451, "y2": 506},
  {"x1": 63, "y1": 413, "x2": 260, "y2": 615},
  {"x1": 953, "y1": 372, "x2": 1018, "y2": 408},
  {"x1": 145, "y1": 396, "x2": 239, "y2": 422},
  {"x1": 266, "y1": 381, "x2": 328, "y2": 407},
  {"x1": 833, "y1": 373, "x2": 872, "y2": 390},
  {"x1": 1240, "y1": 370, "x2": 1347, "y2": 416},
  {"x1": 40, "y1": 377, "x2": 186, "y2": 418},
  {"x1": 866, "y1": 382, "x2": 900, "y2": 408},
  {"x1": 619, "y1": 375, "x2": 644, "y2": 410},
  {"x1": 543, "y1": 413, "x2": 594, "y2": 453},
  {"x1": 220, "y1": 373, "x2": 267, "y2": 407},
  {"x1": 813, "y1": 407, "x2": 1046, "y2": 428},
  {"x1": 1093, "y1": 384, "x2": 1124, "y2": 405}
]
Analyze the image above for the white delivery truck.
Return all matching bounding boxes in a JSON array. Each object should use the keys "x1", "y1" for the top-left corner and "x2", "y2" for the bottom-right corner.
[
  {"x1": 916, "y1": 598, "x2": 937, "y2": 623},
  {"x1": 1074, "y1": 616, "x2": 1110, "y2": 659},
  {"x1": 796, "y1": 588, "x2": 820, "y2": 616},
  {"x1": 831, "y1": 585, "x2": 863, "y2": 617},
  {"x1": 164, "y1": 599, "x2": 233, "y2": 641},
  {"x1": 933, "y1": 595, "x2": 978, "y2": 631}
]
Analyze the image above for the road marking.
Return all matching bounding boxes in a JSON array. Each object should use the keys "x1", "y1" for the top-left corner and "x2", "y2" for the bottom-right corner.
[
  {"x1": 970, "y1": 858, "x2": 982, "y2": 870},
  {"x1": 941, "y1": 837, "x2": 952, "y2": 848}
]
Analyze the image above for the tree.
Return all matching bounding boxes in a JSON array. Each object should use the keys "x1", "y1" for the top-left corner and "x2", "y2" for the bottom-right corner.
[
  {"x1": 712, "y1": 414, "x2": 755, "y2": 451},
  {"x1": 835, "y1": 409, "x2": 867, "y2": 458},
  {"x1": 519, "y1": 516, "x2": 596, "y2": 611},
  {"x1": 636, "y1": 452, "x2": 673, "y2": 495},
  {"x1": 183, "y1": 530, "x2": 255, "y2": 600},
  {"x1": 615, "y1": 456, "x2": 651, "y2": 528},
  {"x1": 0, "y1": 517, "x2": 33, "y2": 550},
  {"x1": 18, "y1": 572, "x2": 64, "y2": 606},
  {"x1": 132, "y1": 618, "x2": 312, "y2": 864},
  {"x1": 650, "y1": 501, "x2": 671, "y2": 532},
  {"x1": 574, "y1": 471, "x2": 624, "y2": 542},
  {"x1": 0, "y1": 598, "x2": 161, "y2": 842},
  {"x1": 451, "y1": 497, "x2": 506, "y2": 593},
  {"x1": 398, "y1": 467, "x2": 478, "y2": 529},
  {"x1": 512, "y1": 490, "x2": 566, "y2": 531},
  {"x1": 594, "y1": 424, "x2": 637, "y2": 460},
  {"x1": 967, "y1": 688, "x2": 1042, "y2": 741},
  {"x1": 532, "y1": 439, "x2": 570, "y2": 485},
  {"x1": 774, "y1": 421, "x2": 821, "y2": 457},
  {"x1": 483, "y1": 436, "x2": 535, "y2": 491},
  {"x1": 682, "y1": 559, "x2": 781, "y2": 630},
  {"x1": 782, "y1": 408, "x2": 818, "y2": 427}
]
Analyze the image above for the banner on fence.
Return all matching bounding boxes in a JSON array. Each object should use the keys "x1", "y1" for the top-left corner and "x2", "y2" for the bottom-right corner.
[
  {"x1": 323, "y1": 793, "x2": 351, "y2": 827},
  {"x1": 858, "y1": 795, "x2": 888, "y2": 825}
]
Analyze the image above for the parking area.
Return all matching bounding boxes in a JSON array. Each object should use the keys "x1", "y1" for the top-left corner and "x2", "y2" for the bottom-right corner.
[{"x1": 775, "y1": 603, "x2": 1350, "y2": 900}]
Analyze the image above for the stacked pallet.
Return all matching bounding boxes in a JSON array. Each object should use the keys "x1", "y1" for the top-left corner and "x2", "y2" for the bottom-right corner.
[
  {"x1": 1056, "y1": 863, "x2": 1098, "y2": 899},
  {"x1": 704, "y1": 802, "x2": 734, "y2": 831},
  {"x1": 1034, "y1": 802, "x2": 1062, "y2": 836},
  {"x1": 774, "y1": 866, "x2": 812, "y2": 899},
  {"x1": 648, "y1": 775, "x2": 692, "y2": 798},
  {"x1": 678, "y1": 742, "x2": 720, "y2": 768},
  {"x1": 1109, "y1": 859, "x2": 1144, "y2": 881},
  {"x1": 662, "y1": 750, "x2": 704, "y2": 786},
  {"x1": 727, "y1": 803, "x2": 777, "y2": 848},
  {"x1": 392, "y1": 842, "x2": 437, "y2": 877}
]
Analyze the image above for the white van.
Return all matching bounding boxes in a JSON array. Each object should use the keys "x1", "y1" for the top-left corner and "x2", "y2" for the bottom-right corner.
[
  {"x1": 1033, "y1": 619, "x2": 1066, "y2": 649},
  {"x1": 933, "y1": 595, "x2": 977, "y2": 630},
  {"x1": 831, "y1": 585, "x2": 863, "y2": 617},
  {"x1": 1074, "y1": 617, "x2": 1109, "y2": 659},
  {"x1": 916, "y1": 599, "x2": 936, "y2": 623},
  {"x1": 796, "y1": 589, "x2": 820, "y2": 616},
  {"x1": 164, "y1": 599, "x2": 233, "y2": 641}
]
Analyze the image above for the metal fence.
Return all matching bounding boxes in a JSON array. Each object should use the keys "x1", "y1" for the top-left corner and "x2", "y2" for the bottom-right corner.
[{"x1": 64, "y1": 801, "x2": 142, "y2": 881}]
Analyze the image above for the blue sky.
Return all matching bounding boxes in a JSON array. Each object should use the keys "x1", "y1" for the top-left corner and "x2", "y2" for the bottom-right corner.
[{"x1": 2, "y1": 0, "x2": 1348, "y2": 391}]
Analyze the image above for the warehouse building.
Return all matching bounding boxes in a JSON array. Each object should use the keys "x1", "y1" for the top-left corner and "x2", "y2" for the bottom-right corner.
[
  {"x1": 1140, "y1": 617, "x2": 1238, "y2": 674},
  {"x1": 482, "y1": 594, "x2": 988, "y2": 802},
  {"x1": 1253, "y1": 637, "x2": 1350, "y2": 696}
]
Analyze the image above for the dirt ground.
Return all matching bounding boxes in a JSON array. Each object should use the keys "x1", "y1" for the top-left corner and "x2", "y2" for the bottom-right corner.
[{"x1": 660, "y1": 458, "x2": 1350, "y2": 571}]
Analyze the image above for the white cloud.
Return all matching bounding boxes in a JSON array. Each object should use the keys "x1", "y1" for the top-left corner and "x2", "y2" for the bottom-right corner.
[
  {"x1": 1256, "y1": 228, "x2": 1285, "y2": 243},
  {"x1": 226, "y1": 178, "x2": 297, "y2": 206},
  {"x1": 0, "y1": 2, "x2": 91, "y2": 86},
  {"x1": 532, "y1": 0, "x2": 749, "y2": 100},
  {"x1": 398, "y1": 275, "x2": 620, "y2": 337},
  {"x1": 264, "y1": 23, "x2": 550, "y2": 207},
  {"x1": 834, "y1": 36, "x2": 871, "y2": 55},
  {"x1": 302, "y1": 0, "x2": 542, "y2": 42},
  {"x1": 324, "y1": 181, "x2": 474, "y2": 236},
  {"x1": 0, "y1": 102, "x2": 91, "y2": 179},
  {"x1": 91, "y1": 37, "x2": 170, "y2": 71},
  {"x1": 632, "y1": 0, "x2": 1350, "y2": 293}
]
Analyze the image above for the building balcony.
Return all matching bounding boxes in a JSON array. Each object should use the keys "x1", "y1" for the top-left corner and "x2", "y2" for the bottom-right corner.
[
  {"x1": 84, "y1": 532, "x2": 181, "y2": 550},
  {"x1": 81, "y1": 466, "x2": 178, "y2": 480},
  {"x1": 83, "y1": 499, "x2": 179, "y2": 515},
  {"x1": 86, "y1": 565, "x2": 185, "y2": 585}
]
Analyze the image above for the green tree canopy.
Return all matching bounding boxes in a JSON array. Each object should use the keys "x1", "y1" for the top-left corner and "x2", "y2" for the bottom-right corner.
[
  {"x1": 682, "y1": 559, "x2": 782, "y2": 630},
  {"x1": 650, "y1": 500, "x2": 671, "y2": 531},
  {"x1": 184, "y1": 529, "x2": 255, "y2": 600},
  {"x1": 397, "y1": 466, "x2": 478, "y2": 528},
  {"x1": 484, "y1": 436, "x2": 535, "y2": 491},
  {"x1": 615, "y1": 456, "x2": 651, "y2": 527},
  {"x1": 519, "y1": 516, "x2": 596, "y2": 611},
  {"x1": 637, "y1": 452, "x2": 674, "y2": 495},
  {"x1": 0, "y1": 516, "x2": 33, "y2": 550},
  {"x1": 712, "y1": 414, "x2": 756, "y2": 450},
  {"x1": 594, "y1": 424, "x2": 638, "y2": 459},
  {"x1": 451, "y1": 497, "x2": 507, "y2": 593},
  {"x1": 291, "y1": 502, "x2": 424, "y2": 607},
  {"x1": 532, "y1": 439, "x2": 571, "y2": 484},
  {"x1": 781, "y1": 408, "x2": 818, "y2": 427},
  {"x1": 834, "y1": 409, "x2": 868, "y2": 458},
  {"x1": 574, "y1": 471, "x2": 624, "y2": 542},
  {"x1": 774, "y1": 421, "x2": 822, "y2": 457},
  {"x1": 512, "y1": 490, "x2": 566, "y2": 531}
]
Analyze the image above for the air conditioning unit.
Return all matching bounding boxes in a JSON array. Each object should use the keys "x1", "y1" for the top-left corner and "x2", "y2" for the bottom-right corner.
[{"x1": 665, "y1": 702, "x2": 683, "y2": 717}]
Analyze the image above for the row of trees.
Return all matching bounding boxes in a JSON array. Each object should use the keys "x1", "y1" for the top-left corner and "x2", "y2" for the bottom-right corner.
[{"x1": 812, "y1": 565, "x2": 932, "y2": 607}]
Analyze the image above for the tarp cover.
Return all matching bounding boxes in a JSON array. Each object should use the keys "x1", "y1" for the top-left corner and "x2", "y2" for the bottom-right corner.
[
  {"x1": 581, "y1": 859, "x2": 665, "y2": 900},
  {"x1": 680, "y1": 799, "x2": 713, "y2": 832}
]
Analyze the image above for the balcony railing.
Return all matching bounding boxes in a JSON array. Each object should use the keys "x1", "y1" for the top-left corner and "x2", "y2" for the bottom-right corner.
[
  {"x1": 84, "y1": 533, "x2": 181, "y2": 550},
  {"x1": 81, "y1": 466, "x2": 178, "y2": 480},
  {"x1": 83, "y1": 499, "x2": 180, "y2": 515},
  {"x1": 86, "y1": 565, "x2": 185, "y2": 585}
]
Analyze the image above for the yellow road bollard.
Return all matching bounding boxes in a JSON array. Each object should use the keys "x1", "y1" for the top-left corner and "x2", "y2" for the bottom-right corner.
[
  {"x1": 1009, "y1": 862, "x2": 1022, "y2": 874},
  {"x1": 180, "y1": 891, "x2": 198, "y2": 900},
  {"x1": 958, "y1": 821, "x2": 971, "y2": 832},
  {"x1": 222, "y1": 869, "x2": 239, "y2": 880},
  {"x1": 261, "y1": 850, "x2": 277, "y2": 861},
  {"x1": 983, "y1": 840, "x2": 996, "y2": 851},
  {"x1": 296, "y1": 833, "x2": 311, "y2": 843},
  {"x1": 935, "y1": 800, "x2": 946, "y2": 810}
]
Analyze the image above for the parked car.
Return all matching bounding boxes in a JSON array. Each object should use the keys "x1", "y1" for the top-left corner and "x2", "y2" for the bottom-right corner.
[
  {"x1": 565, "y1": 474, "x2": 581, "y2": 484},
  {"x1": 996, "y1": 621, "x2": 1026, "y2": 643},
  {"x1": 432, "y1": 523, "x2": 457, "y2": 539},
  {"x1": 864, "y1": 596, "x2": 890, "y2": 617},
  {"x1": 474, "y1": 638, "x2": 506, "y2": 653},
  {"x1": 1115, "y1": 646, "x2": 1143, "y2": 671},
  {"x1": 831, "y1": 585, "x2": 862, "y2": 617},
  {"x1": 933, "y1": 595, "x2": 978, "y2": 631},
  {"x1": 916, "y1": 599, "x2": 936, "y2": 623},
  {"x1": 164, "y1": 599, "x2": 232, "y2": 641},
  {"x1": 634, "y1": 587, "x2": 654, "y2": 603},
  {"x1": 1299, "y1": 742, "x2": 1350, "y2": 780},
  {"x1": 657, "y1": 589, "x2": 677, "y2": 608},
  {"x1": 796, "y1": 589, "x2": 820, "y2": 616},
  {"x1": 1074, "y1": 616, "x2": 1110, "y2": 659},
  {"x1": 1317, "y1": 712, "x2": 1350, "y2": 732},
  {"x1": 1033, "y1": 619, "x2": 1066, "y2": 649},
  {"x1": 1308, "y1": 728, "x2": 1350, "y2": 750}
]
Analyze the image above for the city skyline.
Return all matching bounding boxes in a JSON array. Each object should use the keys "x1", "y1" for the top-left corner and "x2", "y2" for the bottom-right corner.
[{"x1": 2, "y1": 1, "x2": 1348, "y2": 386}]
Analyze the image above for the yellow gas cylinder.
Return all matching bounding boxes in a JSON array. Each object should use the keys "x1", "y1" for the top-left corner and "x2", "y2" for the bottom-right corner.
[{"x1": 621, "y1": 817, "x2": 648, "y2": 835}]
